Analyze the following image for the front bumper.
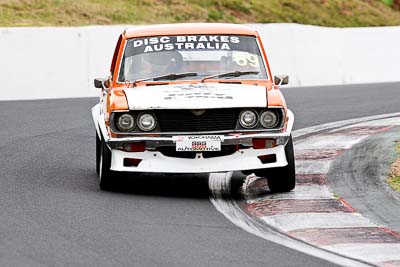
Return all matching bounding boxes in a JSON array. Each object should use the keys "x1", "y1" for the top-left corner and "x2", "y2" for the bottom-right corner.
[{"x1": 92, "y1": 104, "x2": 294, "y2": 173}]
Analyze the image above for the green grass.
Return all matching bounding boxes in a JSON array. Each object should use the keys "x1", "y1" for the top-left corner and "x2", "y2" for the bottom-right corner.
[
  {"x1": 1, "y1": 0, "x2": 400, "y2": 27},
  {"x1": 387, "y1": 176, "x2": 400, "y2": 192},
  {"x1": 387, "y1": 142, "x2": 400, "y2": 193}
]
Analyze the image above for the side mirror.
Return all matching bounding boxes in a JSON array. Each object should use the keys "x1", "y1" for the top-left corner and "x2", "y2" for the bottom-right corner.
[
  {"x1": 94, "y1": 78, "x2": 109, "y2": 89},
  {"x1": 274, "y1": 75, "x2": 289, "y2": 86}
]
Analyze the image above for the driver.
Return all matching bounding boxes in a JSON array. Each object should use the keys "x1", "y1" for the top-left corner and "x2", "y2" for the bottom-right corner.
[{"x1": 140, "y1": 51, "x2": 183, "y2": 77}]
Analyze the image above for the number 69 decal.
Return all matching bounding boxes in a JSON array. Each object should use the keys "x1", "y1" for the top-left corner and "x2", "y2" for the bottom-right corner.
[{"x1": 233, "y1": 52, "x2": 259, "y2": 68}]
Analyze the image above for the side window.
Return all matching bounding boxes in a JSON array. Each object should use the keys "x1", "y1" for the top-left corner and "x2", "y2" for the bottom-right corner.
[{"x1": 110, "y1": 34, "x2": 123, "y2": 76}]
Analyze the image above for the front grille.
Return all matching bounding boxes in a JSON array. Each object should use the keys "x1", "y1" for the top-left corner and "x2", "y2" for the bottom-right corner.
[{"x1": 155, "y1": 109, "x2": 240, "y2": 132}]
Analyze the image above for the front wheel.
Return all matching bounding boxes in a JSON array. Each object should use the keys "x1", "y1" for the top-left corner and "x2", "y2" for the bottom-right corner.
[{"x1": 256, "y1": 136, "x2": 296, "y2": 193}]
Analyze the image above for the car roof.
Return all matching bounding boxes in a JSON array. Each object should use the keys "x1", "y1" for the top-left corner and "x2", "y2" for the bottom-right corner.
[{"x1": 124, "y1": 23, "x2": 259, "y2": 38}]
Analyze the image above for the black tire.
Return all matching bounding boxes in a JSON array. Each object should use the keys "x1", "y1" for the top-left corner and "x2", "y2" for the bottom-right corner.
[
  {"x1": 241, "y1": 170, "x2": 253, "y2": 176},
  {"x1": 99, "y1": 137, "x2": 116, "y2": 190},
  {"x1": 96, "y1": 132, "x2": 101, "y2": 175},
  {"x1": 257, "y1": 136, "x2": 296, "y2": 193}
]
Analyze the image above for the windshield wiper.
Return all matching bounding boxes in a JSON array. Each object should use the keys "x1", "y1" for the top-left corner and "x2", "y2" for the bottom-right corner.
[
  {"x1": 133, "y1": 72, "x2": 198, "y2": 85},
  {"x1": 201, "y1": 70, "x2": 259, "y2": 82}
]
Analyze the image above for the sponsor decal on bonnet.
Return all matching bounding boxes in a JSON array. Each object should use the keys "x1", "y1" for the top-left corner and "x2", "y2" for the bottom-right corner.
[{"x1": 164, "y1": 84, "x2": 234, "y2": 100}]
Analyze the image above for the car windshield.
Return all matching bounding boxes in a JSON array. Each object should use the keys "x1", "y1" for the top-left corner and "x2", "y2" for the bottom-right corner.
[{"x1": 118, "y1": 35, "x2": 268, "y2": 82}]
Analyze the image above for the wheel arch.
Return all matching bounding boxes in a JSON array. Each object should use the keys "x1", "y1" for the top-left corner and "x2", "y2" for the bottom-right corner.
[{"x1": 91, "y1": 103, "x2": 109, "y2": 142}]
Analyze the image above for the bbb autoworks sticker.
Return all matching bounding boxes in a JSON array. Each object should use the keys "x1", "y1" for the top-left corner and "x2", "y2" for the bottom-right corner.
[{"x1": 173, "y1": 135, "x2": 224, "y2": 152}]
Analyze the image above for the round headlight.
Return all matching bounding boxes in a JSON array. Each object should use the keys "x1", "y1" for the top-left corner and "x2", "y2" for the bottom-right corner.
[
  {"x1": 260, "y1": 110, "x2": 279, "y2": 128},
  {"x1": 137, "y1": 113, "x2": 157, "y2": 131},
  {"x1": 116, "y1": 113, "x2": 135, "y2": 131},
  {"x1": 239, "y1": 109, "x2": 258, "y2": 129}
]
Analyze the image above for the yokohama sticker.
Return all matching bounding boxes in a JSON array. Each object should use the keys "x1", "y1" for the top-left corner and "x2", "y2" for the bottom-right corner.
[{"x1": 173, "y1": 135, "x2": 224, "y2": 142}]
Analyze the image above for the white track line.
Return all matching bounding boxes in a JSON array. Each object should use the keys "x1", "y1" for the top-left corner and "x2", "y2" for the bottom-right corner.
[
  {"x1": 344, "y1": 118, "x2": 400, "y2": 128},
  {"x1": 296, "y1": 160, "x2": 333, "y2": 175},
  {"x1": 248, "y1": 184, "x2": 333, "y2": 202},
  {"x1": 292, "y1": 112, "x2": 400, "y2": 139},
  {"x1": 260, "y1": 213, "x2": 378, "y2": 232},
  {"x1": 323, "y1": 244, "x2": 400, "y2": 264},
  {"x1": 295, "y1": 135, "x2": 367, "y2": 150}
]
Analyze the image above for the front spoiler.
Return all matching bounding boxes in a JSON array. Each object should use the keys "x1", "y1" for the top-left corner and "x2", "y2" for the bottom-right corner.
[{"x1": 111, "y1": 145, "x2": 287, "y2": 173}]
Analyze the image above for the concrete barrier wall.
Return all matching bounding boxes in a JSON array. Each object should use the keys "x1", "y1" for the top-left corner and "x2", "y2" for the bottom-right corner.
[
  {"x1": 252, "y1": 24, "x2": 400, "y2": 87},
  {"x1": 0, "y1": 24, "x2": 399, "y2": 100}
]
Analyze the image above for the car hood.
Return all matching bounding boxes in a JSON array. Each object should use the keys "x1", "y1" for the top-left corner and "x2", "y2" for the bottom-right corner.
[{"x1": 123, "y1": 83, "x2": 267, "y2": 110}]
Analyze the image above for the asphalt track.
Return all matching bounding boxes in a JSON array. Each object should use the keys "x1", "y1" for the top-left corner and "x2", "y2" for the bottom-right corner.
[
  {"x1": 329, "y1": 127, "x2": 400, "y2": 232},
  {"x1": 0, "y1": 82, "x2": 399, "y2": 267}
]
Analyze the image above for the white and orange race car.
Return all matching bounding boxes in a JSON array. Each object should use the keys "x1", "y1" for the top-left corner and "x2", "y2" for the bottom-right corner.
[{"x1": 92, "y1": 23, "x2": 295, "y2": 192}]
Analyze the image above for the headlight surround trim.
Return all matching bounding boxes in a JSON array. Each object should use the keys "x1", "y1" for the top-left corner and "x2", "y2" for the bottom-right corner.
[{"x1": 110, "y1": 107, "x2": 285, "y2": 134}]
